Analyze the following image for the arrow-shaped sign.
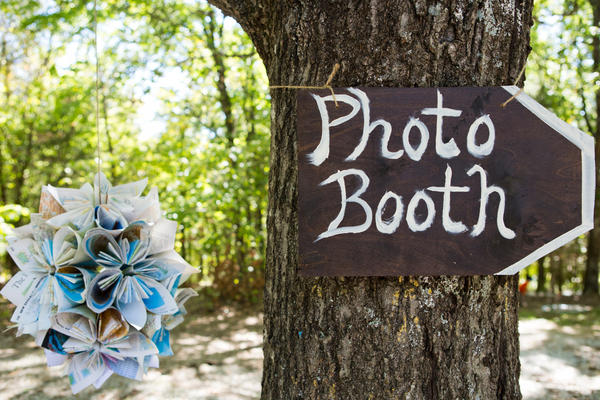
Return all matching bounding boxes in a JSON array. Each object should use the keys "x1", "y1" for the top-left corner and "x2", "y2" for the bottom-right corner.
[{"x1": 297, "y1": 86, "x2": 595, "y2": 276}]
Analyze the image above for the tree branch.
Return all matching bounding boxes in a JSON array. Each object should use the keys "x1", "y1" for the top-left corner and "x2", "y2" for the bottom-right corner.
[
  {"x1": 205, "y1": 8, "x2": 236, "y2": 147},
  {"x1": 206, "y1": 0, "x2": 272, "y2": 66},
  {"x1": 206, "y1": 0, "x2": 253, "y2": 23},
  {"x1": 580, "y1": 89, "x2": 596, "y2": 137}
]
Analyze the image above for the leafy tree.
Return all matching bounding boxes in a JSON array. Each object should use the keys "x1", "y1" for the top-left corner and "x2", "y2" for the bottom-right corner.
[
  {"x1": 526, "y1": 0, "x2": 599, "y2": 295},
  {"x1": 109, "y1": 0, "x2": 271, "y2": 300},
  {"x1": 0, "y1": 0, "x2": 271, "y2": 302},
  {"x1": 0, "y1": 1, "x2": 99, "y2": 209}
]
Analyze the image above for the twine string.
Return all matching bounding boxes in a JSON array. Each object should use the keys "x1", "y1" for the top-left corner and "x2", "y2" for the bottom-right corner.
[
  {"x1": 94, "y1": 0, "x2": 101, "y2": 205},
  {"x1": 500, "y1": 62, "x2": 527, "y2": 108},
  {"x1": 270, "y1": 63, "x2": 341, "y2": 108},
  {"x1": 270, "y1": 62, "x2": 526, "y2": 110}
]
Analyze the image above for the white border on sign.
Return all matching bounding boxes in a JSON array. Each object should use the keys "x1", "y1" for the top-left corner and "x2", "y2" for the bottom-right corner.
[{"x1": 495, "y1": 86, "x2": 596, "y2": 275}]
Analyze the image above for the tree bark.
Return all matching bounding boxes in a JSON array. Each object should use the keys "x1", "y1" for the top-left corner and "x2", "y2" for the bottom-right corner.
[
  {"x1": 208, "y1": 0, "x2": 532, "y2": 398},
  {"x1": 583, "y1": 0, "x2": 600, "y2": 296}
]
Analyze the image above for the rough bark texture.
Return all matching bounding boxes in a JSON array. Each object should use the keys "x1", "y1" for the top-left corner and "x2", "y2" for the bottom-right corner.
[{"x1": 208, "y1": 1, "x2": 533, "y2": 398}]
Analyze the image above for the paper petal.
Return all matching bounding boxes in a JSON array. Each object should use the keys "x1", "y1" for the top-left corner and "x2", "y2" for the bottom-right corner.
[
  {"x1": 39, "y1": 185, "x2": 66, "y2": 219},
  {"x1": 136, "y1": 277, "x2": 178, "y2": 315},
  {"x1": 149, "y1": 354, "x2": 160, "y2": 369},
  {"x1": 98, "y1": 308, "x2": 129, "y2": 344},
  {"x1": 93, "y1": 365, "x2": 114, "y2": 389},
  {"x1": 30, "y1": 214, "x2": 54, "y2": 243},
  {"x1": 120, "y1": 221, "x2": 152, "y2": 262},
  {"x1": 10, "y1": 276, "x2": 47, "y2": 324},
  {"x1": 109, "y1": 177, "x2": 148, "y2": 197},
  {"x1": 0, "y1": 271, "x2": 38, "y2": 306},
  {"x1": 104, "y1": 357, "x2": 144, "y2": 381},
  {"x1": 6, "y1": 238, "x2": 43, "y2": 272},
  {"x1": 51, "y1": 305, "x2": 97, "y2": 344},
  {"x1": 68, "y1": 351, "x2": 106, "y2": 394},
  {"x1": 116, "y1": 295, "x2": 147, "y2": 331},
  {"x1": 46, "y1": 207, "x2": 93, "y2": 230},
  {"x1": 152, "y1": 327, "x2": 173, "y2": 356},
  {"x1": 47, "y1": 185, "x2": 91, "y2": 211},
  {"x1": 10, "y1": 224, "x2": 33, "y2": 239},
  {"x1": 87, "y1": 270, "x2": 122, "y2": 313},
  {"x1": 147, "y1": 250, "x2": 199, "y2": 285},
  {"x1": 148, "y1": 218, "x2": 177, "y2": 255},
  {"x1": 83, "y1": 228, "x2": 123, "y2": 268},
  {"x1": 44, "y1": 349, "x2": 68, "y2": 367},
  {"x1": 40, "y1": 329, "x2": 71, "y2": 355}
]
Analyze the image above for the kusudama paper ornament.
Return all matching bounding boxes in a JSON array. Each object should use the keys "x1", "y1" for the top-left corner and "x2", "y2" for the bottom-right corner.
[{"x1": 1, "y1": 172, "x2": 198, "y2": 393}]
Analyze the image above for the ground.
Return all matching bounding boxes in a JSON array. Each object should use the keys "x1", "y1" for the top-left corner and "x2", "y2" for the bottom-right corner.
[
  {"x1": 519, "y1": 296, "x2": 600, "y2": 400},
  {"x1": 0, "y1": 298, "x2": 264, "y2": 400},
  {"x1": 0, "y1": 295, "x2": 598, "y2": 400}
]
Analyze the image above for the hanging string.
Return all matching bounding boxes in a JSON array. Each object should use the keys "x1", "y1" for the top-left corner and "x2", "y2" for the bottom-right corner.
[
  {"x1": 270, "y1": 63, "x2": 341, "y2": 108},
  {"x1": 500, "y1": 61, "x2": 527, "y2": 108},
  {"x1": 94, "y1": 0, "x2": 101, "y2": 205}
]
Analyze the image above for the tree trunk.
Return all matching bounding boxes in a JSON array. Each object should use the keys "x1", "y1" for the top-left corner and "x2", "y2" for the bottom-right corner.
[
  {"x1": 583, "y1": 0, "x2": 600, "y2": 296},
  {"x1": 584, "y1": 211, "x2": 600, "y2": 296},
  {"x1": 205, "y1": 8, "x2": 236, "y2": 147},
  {"x1": 209, "y1": 1, "x2": 532, "y2": 398},
  {"x1": 537, "y1": 257, "x2": 547, "y2": 294},
  {"x1": 551, "y1": 252, "x2": 563, "y2": 296}
]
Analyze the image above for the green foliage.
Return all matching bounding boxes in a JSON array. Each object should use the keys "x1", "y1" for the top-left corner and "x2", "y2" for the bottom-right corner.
[
  {"x1": 0, "y1": 1, "x2": 99, "y2": 209},
  {"x1": 523, "y1": 0, "x2": 598, "y2": 295},
  {"x1": 520, "y1": 234, "x2": 589, "y2": 294},
  {"x1": 0, "y1": 204, "x2": 29, "y2": 270},
  {"x1": 527, "y1": 0, "x2": 597, "y2": 137},
  {"x1": 0, "y1": 204, "x2": 30, "y2": 240},
  {"x1": 0, "y1": 0, "x2": 270, "y2": 303}
]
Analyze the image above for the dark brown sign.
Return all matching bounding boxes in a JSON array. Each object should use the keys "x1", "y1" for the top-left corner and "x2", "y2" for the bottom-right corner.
[{"x1": 297, "y1": 87, "x2": 594, "y2": 276}]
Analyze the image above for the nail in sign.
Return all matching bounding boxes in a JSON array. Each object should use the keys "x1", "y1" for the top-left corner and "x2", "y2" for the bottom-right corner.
[{"x1": 297, "y1": 87, "x2": 595, "y2": 276}]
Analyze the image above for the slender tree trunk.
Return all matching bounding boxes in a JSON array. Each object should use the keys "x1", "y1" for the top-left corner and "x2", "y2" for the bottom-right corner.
[
  {"x1": 180, "y1": 222, "x2": 187, "y2": 261},
  {"x1": 205, "y1": 9, "x2": 236, "y2": 147},
  {"x1": 0, "y1": 135, "x2": 8, "y2": 204},
  {"x1": 102, "y1": 87, "x2": 120, "y2": 184},
  {"x1": 0, "y1": 35, "x2": 10, "y2": 205},
  {"x1": 585, "y1": 199, "x2": 600, "y2": 295},
  {"x1": 550, "y1": 252, "x2": 565, "y2": 297},
  {"x1": 537, "y1": 256, "x2": 547, "y2": 294},
  {"x1": 584, "y1": 0, "x2": 600, "y2": 296},
  {"x1": 550, "y1": 252, "x2": 558, "y2": 295},
  {"x1": 210, "y1": 1, "x2": 532, "y2": 398},
  {"x1": 14, "y1": 124, "x2": 34, "y2": 206}
]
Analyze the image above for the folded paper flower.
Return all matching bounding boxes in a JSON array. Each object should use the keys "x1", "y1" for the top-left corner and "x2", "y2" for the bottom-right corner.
[
  {"x1": 44, "y1": 172, "x2": 161, "y2": 235},
  {"x1": 82, "y1": 221, "x2": 195, "y2": 330},
  {"x1": 0, "y1": 173, "x2": 199, "y2": 393},
  {"x1": 39, "y1": 306, "x2": 159, "y2": 394},
  {"x1": 1, "y1": 215, "x2": 97, "y2": 336},
  {"x1": 141, "y1": 287, "x2": 198, "y2": 356}
]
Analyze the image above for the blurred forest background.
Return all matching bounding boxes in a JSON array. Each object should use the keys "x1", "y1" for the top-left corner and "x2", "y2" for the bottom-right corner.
[
  {"x1": 0, "y1": 0, "x2": 270, "y2": 305},
  {"x1": 0, "y1": 0, "x2": 598, "y2": 302}
]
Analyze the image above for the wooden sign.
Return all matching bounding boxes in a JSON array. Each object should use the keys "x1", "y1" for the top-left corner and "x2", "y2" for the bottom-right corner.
[{"x1": 297, "y1": 86, "x2": 595, "y2": 276}]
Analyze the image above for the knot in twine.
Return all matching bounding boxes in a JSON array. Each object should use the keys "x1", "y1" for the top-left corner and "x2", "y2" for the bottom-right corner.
[{"x1": 270, "y1": 63, "x2": 341, "y2": 108}]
